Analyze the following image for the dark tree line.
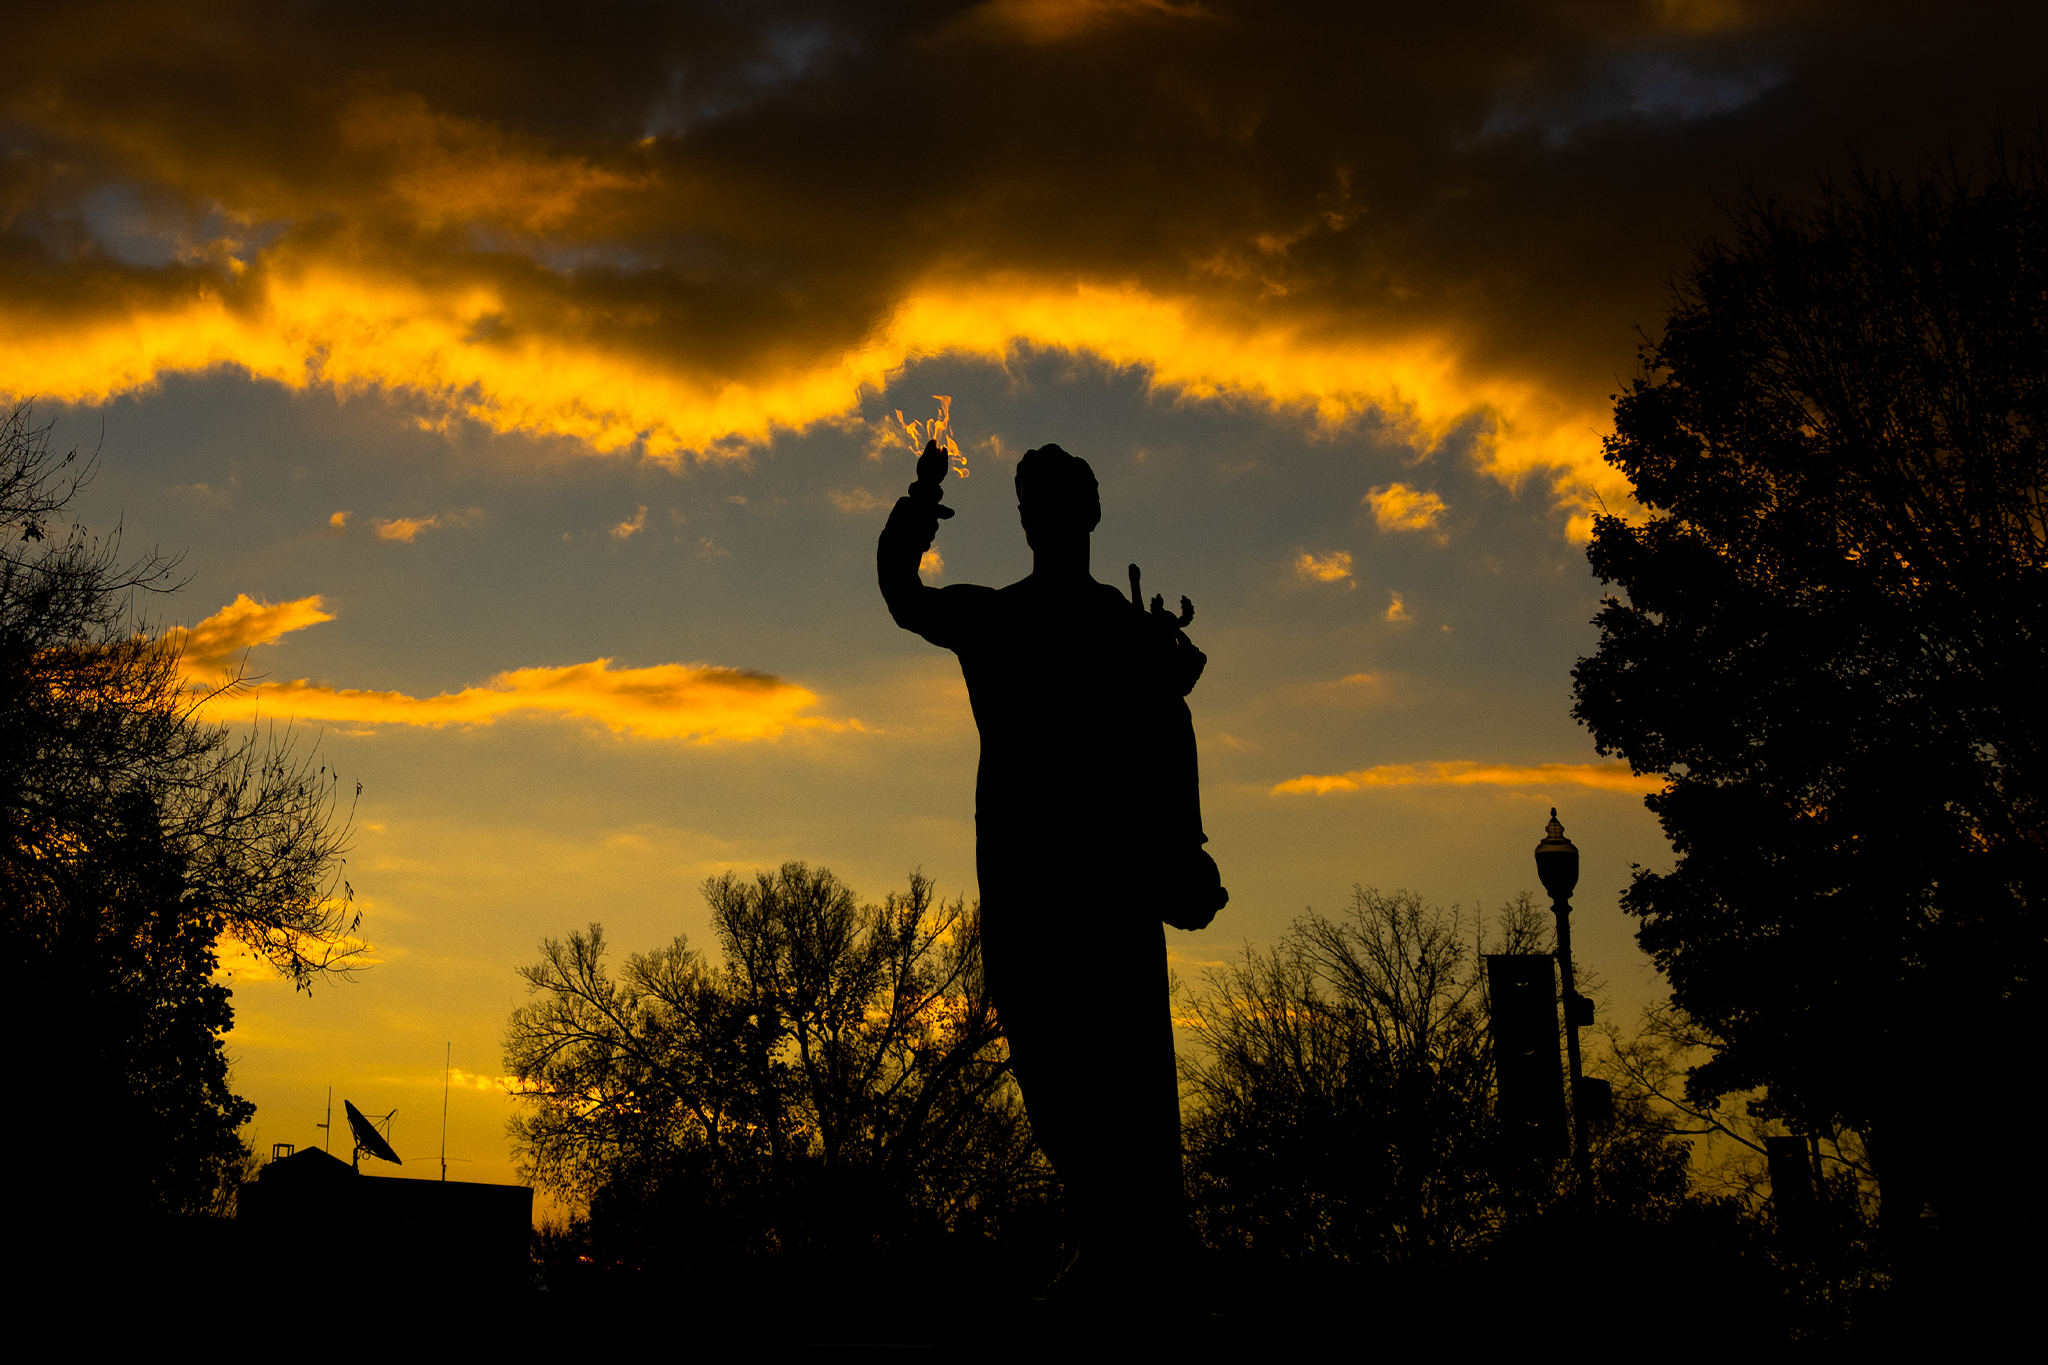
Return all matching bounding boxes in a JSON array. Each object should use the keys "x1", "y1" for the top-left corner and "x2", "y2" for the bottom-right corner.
[
  {"x1": 0, "y1": 405, "x2": 357, "y2": 1220},
  {"x1": 510, "y1": 877, "x2": 1810, "y2": 1333}
]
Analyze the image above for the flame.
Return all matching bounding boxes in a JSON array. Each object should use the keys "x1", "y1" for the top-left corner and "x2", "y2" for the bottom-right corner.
[{"x1": 891, "y1": 395, "x2": 968, "y2": 478}]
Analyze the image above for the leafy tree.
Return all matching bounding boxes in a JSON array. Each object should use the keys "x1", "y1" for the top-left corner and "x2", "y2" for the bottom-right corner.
[
  {"x1": 48, "y1": 790, "x2": 256, "y2": 1214},
  {"x1": 0, "y1": 403, "x2": 358, "y2": 1218},
  {"x1": 505, "y1": 862, "x2": 1051, "y2": 1281},
  {"x1": 1572, "y1": 137, "x2": 2047, "y2": 1244}
]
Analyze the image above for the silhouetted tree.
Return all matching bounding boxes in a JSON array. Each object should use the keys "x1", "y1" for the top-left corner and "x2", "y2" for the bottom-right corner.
[
  {"x1": 1573, "y1": 135, "x2": 2047, "y2": 1250},
  {"x1": 1180, "y1": 888, "x2": 1782, "y2": 1340},
  {"x1": 505, "y1": 863, "x2": 1051, "y2": 1282},
  {"x1": 1179, "y1": 888, "x2": 1556, "y2": 1262},
  {"x1": 1, "y1": 403, "x2": 358, "y2": 1218},
  {"x1": 1595, "y1": 1003, "x2": 1885, "y2": 1334}
]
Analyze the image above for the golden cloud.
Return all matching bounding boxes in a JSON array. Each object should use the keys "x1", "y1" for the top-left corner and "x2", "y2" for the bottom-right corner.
[
  {"x1": 174, "y1": 594, "x2": 844, "y2": 742},
  {"x1": 0, "y1": 263, "x2": 1623, "y2": 521},
  {"x1": 169, "y1": 593, "x2": 336, "y2": 685},
  {"x1": 374, "y1": 516, "x2": 434, "y2": 542},
  {"x1": 610, "y1": 506, "x2": 647, "y2": 539},
  {"x1": 372, "y1": 509, "x2": 480, "y2": 542},
  {"x1": 1272, "y1": 760, "x2": 1663, "y2": 796},
  {"x1": 1293, "y1": 548, "x2": 1354, "y2": 585},
  {"x1": 877, "y1": 282, "x2": 1626, "y2": 524},
  {"x1": 442, "y1": 1067, "x2": 525, "y2": 1095},
  {"x1": 1367, "y1": 483, "x2": 1449, "y2": 534},
  {"x1": 1384, "y1": 590, "x2": 1411, "y2": 622},
  {"x1": 203, "y1": 659, "x2": 842, "y2": 743}
]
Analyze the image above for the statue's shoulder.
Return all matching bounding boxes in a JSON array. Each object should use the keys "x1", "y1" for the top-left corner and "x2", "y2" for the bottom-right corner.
[
  {"x1": 928, "y1": 582, "x2": 1000, "y2": 637},
  {"x1": 991, "y1": 576, "x2": 1133, "y2": 614},
  {"x1": 1092, "y1": 579, "x2": 1134, "y2": 608}
]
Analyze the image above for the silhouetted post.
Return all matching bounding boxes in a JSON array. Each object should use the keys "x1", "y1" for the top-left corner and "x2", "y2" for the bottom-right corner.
[
  {"x1": 1766, "y1": 1134, "x2": 1819, "y2": 1252},
  {"x1": 1533, "y1": 808, "x2": 1591, "y2": 1191},
  {"x1": 1488, "y1": 953, "x2": 1569, "y2": 1178}
]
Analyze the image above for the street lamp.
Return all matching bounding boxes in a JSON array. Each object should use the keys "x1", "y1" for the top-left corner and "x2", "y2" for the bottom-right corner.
[{"x1": 1534, "y1": 807, "x2": 1594, "y2": 1188}]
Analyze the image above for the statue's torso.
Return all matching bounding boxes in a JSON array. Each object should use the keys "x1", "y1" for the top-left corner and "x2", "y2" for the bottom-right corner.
[{"x1": 915, "y1": 575, "x2": 1198, "y2": 884}]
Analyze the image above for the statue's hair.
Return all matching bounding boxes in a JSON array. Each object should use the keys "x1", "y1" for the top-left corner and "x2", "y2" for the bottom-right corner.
[{"x1": 1015, "y1": 443, "x2": 1099, "y2": 519}]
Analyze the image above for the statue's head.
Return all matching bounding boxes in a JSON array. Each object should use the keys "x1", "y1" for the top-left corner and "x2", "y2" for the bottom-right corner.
[{"x1": 1015, "y1": 444, "x2": 1101, "y2": 544}]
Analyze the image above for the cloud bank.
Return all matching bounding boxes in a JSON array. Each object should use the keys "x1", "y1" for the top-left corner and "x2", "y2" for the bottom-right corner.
[{"x1": 3, "y1": 3, "x2": 2036, "y2": 530}]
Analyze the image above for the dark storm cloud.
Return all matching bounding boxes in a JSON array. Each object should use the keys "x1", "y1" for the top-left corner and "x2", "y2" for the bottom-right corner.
[{"x1": 1, "y1": 1, "x2": 2039, "y2": 500}]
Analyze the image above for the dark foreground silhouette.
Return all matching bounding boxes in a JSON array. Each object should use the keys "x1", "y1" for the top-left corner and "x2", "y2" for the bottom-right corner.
[{"x1": 877, "y1": 440, "x2": 1226, "y2": 1298}]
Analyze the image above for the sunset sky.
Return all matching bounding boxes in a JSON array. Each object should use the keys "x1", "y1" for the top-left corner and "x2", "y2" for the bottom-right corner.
[{"x1": 6, "y1": 1, "x2": 2039, "y2": 1196}]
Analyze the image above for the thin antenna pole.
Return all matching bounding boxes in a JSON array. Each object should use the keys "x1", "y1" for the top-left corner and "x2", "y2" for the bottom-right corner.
[
  {"x1": 317, "y1": 1085, "x2": 333, "y2": 1153},
  {"x1": 441, "y1": 1043, "x2": 451, "y2": 1182}
]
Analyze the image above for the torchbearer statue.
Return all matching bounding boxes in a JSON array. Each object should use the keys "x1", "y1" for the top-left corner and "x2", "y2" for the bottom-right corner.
[{"x1": 877, "y1": 437, "x2": 1226, "y2": 1300}]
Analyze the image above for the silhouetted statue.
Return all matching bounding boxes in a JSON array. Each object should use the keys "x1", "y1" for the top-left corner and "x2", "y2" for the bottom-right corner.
[{"x1": 879, "y1": 438, "x2": 1226, "y2": 1300}]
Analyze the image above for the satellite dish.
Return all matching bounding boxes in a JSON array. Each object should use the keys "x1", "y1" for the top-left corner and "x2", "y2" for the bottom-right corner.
[{"x1": 345, "y1": 1100, "x2": 402, "y2": 1170}]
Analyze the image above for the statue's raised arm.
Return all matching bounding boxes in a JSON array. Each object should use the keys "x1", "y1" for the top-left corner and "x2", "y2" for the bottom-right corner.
[{"x1": 876, "y1": 439, "x2": 960, "y2": 643}]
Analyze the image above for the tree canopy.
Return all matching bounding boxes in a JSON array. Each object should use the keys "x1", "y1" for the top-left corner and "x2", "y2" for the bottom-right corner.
[
  {"x1": 506, "y1": 863, "x2": 1050, "y2": 1280},
  {"x1": 1572, "y1": 137, "x2": 2046, "y2": 1232},
  {"x1": 1179, "y1": 887, "x2": 1706, "y2": 1263},
  {"x1": 0, "y1": 404, "x2": 358, "y2": 1217}
]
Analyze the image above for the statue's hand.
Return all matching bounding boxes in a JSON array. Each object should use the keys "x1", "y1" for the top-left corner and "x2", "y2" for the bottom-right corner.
[
  {"x1": 915, "y1": 438, "x2": 950, "y2": 488},
  {"x1": 905, "y1": 440, "x2": 955, "y2": 519}
]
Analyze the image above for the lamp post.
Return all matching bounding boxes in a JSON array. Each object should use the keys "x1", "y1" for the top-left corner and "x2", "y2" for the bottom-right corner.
[{"x1": 1534, "y1": 807, "x2": 1591, "y2": 1190}]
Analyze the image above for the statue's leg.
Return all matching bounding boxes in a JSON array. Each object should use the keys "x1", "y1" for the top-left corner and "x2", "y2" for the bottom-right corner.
[
  {"x1": 1090, "y1": 914, "x2": 1186, "y2": 1261},
  {"x1": 983, "y1": 885, "x2": 1184, "y2": 1298}
]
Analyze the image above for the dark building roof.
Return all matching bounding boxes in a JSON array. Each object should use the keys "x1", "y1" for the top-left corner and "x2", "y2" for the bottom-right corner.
[
  {"x1": 241, "y1": 1149, "x2": 535, "y2": 1286},
  {"x1": 257, "y1": 1145, "x2": 356, "y2": 1186}
]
